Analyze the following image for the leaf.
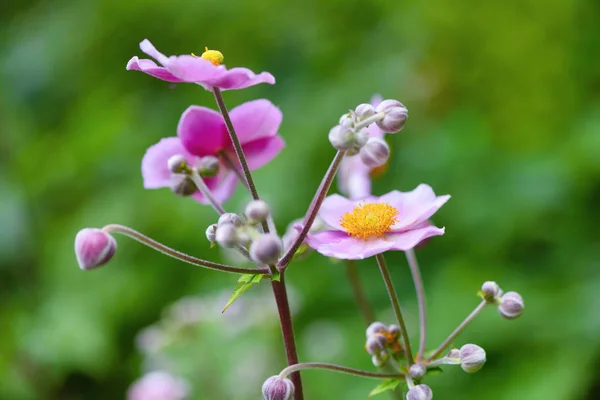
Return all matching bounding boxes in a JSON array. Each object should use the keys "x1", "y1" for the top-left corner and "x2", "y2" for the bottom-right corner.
[
  {"x1": 293, "y1": 244, "x2": 309, "y2": 259},
  {"x1": 221, "y1": 273, "x2": 263, "y2": 313},
  {"x1": 368, "y1": 379, "x2": 402, "y2": 397},
  {"x1": 427, "y1": 366, "x2": 444, "y2": 376}
]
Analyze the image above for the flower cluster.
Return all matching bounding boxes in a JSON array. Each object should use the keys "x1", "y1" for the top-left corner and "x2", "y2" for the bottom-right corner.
[{"x1": 74, "y1": 40, "x2": 526, "y2": 399}]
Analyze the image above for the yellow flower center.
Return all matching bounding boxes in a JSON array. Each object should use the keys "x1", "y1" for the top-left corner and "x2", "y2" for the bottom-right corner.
[
  {"x1": 200, "y1": 47, "x2": 224, "y2": 66},
  {"x1": 340, "y1": 202, "x2": 399, "y2": 240}
]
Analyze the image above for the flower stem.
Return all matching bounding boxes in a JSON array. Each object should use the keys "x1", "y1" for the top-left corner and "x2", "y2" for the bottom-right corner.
[
  {"x1": 405, "y1": 249, "x2": 426, "y2": 361},
  {"x1": 354, "y1": 111, "x2": 385, "y2": 130},
  {"x1": 345, "y1": 260, "x2": 375, "y2": 324},
  {"x1": 278, "y1": 362, "x2": 402, "y2": 380},
  {"x1": 426, "y1": 300, "x2": 488, "y2": 362},
  {"x1": 101, "y1": 224, "x2": 269, "y2": 275},
  {"x1": 375, "y1": 254, "x2": 414, "y2": 365},
  {"x1": 278, "y1": 150, "x2": 345, "y2": 269},
  {"x1": 188, "y1": 170, "x2": 226, "y2": 215},
  {"x1": 271, "y1": 273, "x2": 304, "y2": 400},
  {"x1": 218, "y1": 150, "x2": 250, "y2": 190}
]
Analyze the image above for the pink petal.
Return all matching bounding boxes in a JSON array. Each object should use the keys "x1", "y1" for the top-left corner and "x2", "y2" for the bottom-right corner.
[
  {"x1": 166, "y1": 55, "x2": 225, "y2": 83},
  {"x1": 318, "y1": 195, "x2": 358, "y2": 230},
  {"x1": 388, "y1": 225, "x2": 446, "y2": 251},
  {"x1": 204, "y1": 67, "x2": 275, "y2": 91},
  {"x1": 126, "y1": 57, "x2": 184, "y2": 82},
  {"x1": 306, "y1": 230, "x2": 395, "y2": 260},
  {"x1": 337, "y1": 154, "x2": 372, "y2": 200},
  {"x1": 192, "y1": 170, "x2": 238, "y2": 204},
  {"x1": 139, "y1": 39, "x2": 170, "y2": 66},
  {"x1": 380, "y1": 185, "x2": 450, "y2": 230},
  {"x1": 177, "y1": 106, "x2": 227, "y2": 156},
  {"x1": 242, "y1": 136, "x2": 285, "y2": 170},
  {"x1": 229, "y1": 99, "x2": 283, "y2": 144},
  {"x1": 141, "y1": 137, "x2": 192, "y2": 189}
]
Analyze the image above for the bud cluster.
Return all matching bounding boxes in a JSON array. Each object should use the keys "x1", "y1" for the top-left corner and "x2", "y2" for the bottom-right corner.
[
  {"x1": 166, "y1": 154, "x2": 221, "y2": 197},
  {"x1": 479, "y1": 281, "x2": 525, "y2": 319},
  {"x1": 365, "y1": 321, "x2": 403, "y2": 367}
]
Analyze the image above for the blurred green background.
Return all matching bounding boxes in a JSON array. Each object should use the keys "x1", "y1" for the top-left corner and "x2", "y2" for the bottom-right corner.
[{"x1": 2, "y1": 0, "x2": 600, "y2": 399}]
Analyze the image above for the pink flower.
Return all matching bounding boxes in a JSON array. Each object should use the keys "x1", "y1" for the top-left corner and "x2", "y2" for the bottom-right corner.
[
  {"x1": 127, "y1": 371, "x2": 189, "y2": 400},
  {"x1": 142, "y1": 99, "x2": 284, "y2": 204},
  {"x1": 306, "y1": 184, "x2": 450, "y2": 260},
  {"x1": 126, "y1": 39, "x2": 275, "y2": 91},
  {"x1": 337, "y1": 95, "x2": 386, "y2": 199}
]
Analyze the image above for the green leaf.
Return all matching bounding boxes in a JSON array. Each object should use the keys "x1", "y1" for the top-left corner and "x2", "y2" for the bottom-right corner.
[
  {"x1": 221, "y1": 274, "x2": 263, "y2": 313},
  {"x1": 293, "y1": 244, "x2": 309, "y2": 259},
  {"x1": 427, "y1": 366, "x2": 444, "y2": 376},
  {"x1": 368, "y1": 379, "x2": 402, "y2": 397}
]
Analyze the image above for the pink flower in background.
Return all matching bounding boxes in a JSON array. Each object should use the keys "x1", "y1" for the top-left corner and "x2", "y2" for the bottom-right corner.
[
  {"x1": 337, "y1": 95, "x2": 386, "y2": 200},
  {"x1": 306, "y1": 184, "x2": 449, "y2": 260},
  {"x1": 126, "y1": 39, "x2": 275, "y2": 91},
  {"x1": 127, "y1": 371, "x2": 189, "y2": 400},
  {"x1": 142, "y1": 99, "x2": 284, "y2": 204}
]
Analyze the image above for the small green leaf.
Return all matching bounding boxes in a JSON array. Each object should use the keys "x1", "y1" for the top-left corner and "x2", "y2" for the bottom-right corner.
[
  {"x1": 222, "y1": 273, "x2": 263, "y2": 313},
  {"x1": 271, "y1": 269, "x2": 281, "y2": 282},
  {"x1": 293, "y1": 244, "x2": 309, "y2": 259},
  {"x1": 368, "y1": 379, "x2": 402, "y2": 397},
  {"x1": 427, "y1": 366, "x2": 444, "y2": 376}
]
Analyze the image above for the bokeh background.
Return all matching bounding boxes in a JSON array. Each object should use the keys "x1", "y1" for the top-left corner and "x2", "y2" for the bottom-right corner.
[{"x1": 2, "y1": 0, "x2": 600, "y2": 399}]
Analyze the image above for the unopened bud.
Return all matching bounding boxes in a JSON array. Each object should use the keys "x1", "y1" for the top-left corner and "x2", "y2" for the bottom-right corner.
[
  {"x1": 355, "y1": 103, "x2": 376, "y2": 120},
  {"x1": 218, "y1": 213, "x2": 243, "y2": 228},
  {"x1": 481, "y1": 281, "x2": 502, "y2": 303},
  {"x1": 459, "y1": 344, "x2": 486, "y2": 373},
  {"x1": 328, "y1": 124, "x2": 355, "y2": 151},
  {"x1": 365, "y1": 333, "x2": 387, "y2": 356},
  {"x1": 387, "y1": 324, "x2": 400, "y2": 338},
  {"x1": 447, "y1": 348, "x2": 461, "y2": 359},
  {"x1": 366, "y1": 322, "x2": 387, "y2": 338},
  {"x1": 215, "y1": 224, "x2": 238, "y2": 248},
  {"x1": 406, "y1": 384, "x2": 432, "y2": 400},
  {"x1": 375, "y1": 99, "x2": 408, "y2": 133},
  {"x1": 409, "y1": 363, "x2": 426, "y2": 380},
  {"x1": 205, "y1": 224, "x2": 217, "y2": 243},
  {"x1": 197, "y1": 156, "x2": 219, "y2": 177},
  {"x1": 498, "y1": 291, "x2": 524, "y2": 320},
  {"x1": 346, "y1": 129, "x2": 370, "y2": 156},
  {"x1": 371, "y1": 354, "x2": 387, "y2": 368},
  {"x1": 339, "y1": 113, "x2": 355, "y2": 128},
  {"x1": 262, "y1": 376, "x2": 294, "y2": 400},
  {"x1": 167, "y1": 154, "x2": 188, "y2": 173},
  {"x1": 74, "y1": 228, "x2": 117, "y2": 270},
  {"x1": 170, "y1": 175, "x2": 197, "y2": 196},
  {"x1": 360, "y1": 137, "x2": 390, "y2": 168},
  {"x1": 245, "y1": 200, "x2": 271, "y2": 223},
  {"x1": 250, "y1": 234, "x2": 283, "y2": 265}
]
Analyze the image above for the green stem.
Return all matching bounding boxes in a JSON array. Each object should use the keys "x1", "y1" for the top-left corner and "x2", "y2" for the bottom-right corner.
[{"x1": 188, "y1": 169, "x2": 226, "y2": 215}]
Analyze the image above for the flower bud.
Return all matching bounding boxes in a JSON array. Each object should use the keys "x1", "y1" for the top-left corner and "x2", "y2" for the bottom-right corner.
[
  {"x1": 170, "y1": 175, "x2": 197, "y2": 196},
  {"x1": 365, "y1": 333, "x2": 387, "y2": 356},
  {"x1": 387, "y1": 324, "x2": 400, "y2": 338},
  {"x1": 481, "y1": 281, "x2": 502, "y2": 303},
  {"x1": 339, "y1": 113, "x2": 355, "y2": 128},
  {"x1": 406, "y1": 384, "x2": 432, "y2": 400},
  {"x1": 197, "y1": 155, "x2": 219, "y2": 177},
  {"x1": 167, "y1": 154, "x2": 188, "y2": 173},
  {"x1": 205, "y1": 224, "x2": 217, "y2": 243},
  {"x1": 375, "y1": 99, "x2": 408, "y2": 133},
  {"x1": 355, "y1": 103, "x2": 376, "y2": 120},
  {"x1": 366, "y1": 322, "x2": 387, "y2": 338},
  {"x1": 262, "y1": 376, "x2": 294, "y2": 400},
  {"x1": 328, "y1": 124, "x2": 355, "y2": 151},
  {"x1": 215, "y1": 224, "x2": 238, "y2": 248},
  {"x1": 409, "y1": 363, "x2": 426, "y2": 380},
  {"x1": 245, "y1": 200, "x2": 271, "y2": 223},
  {"x1": 74, "y1": 228, "x2": 117, "y2": 270},
  {"x1": 459, "y1": 344, "x2": 486, "y2": 373},
  {"x1": 447, "y1": 348, "x2": 461, "y2": 360},
  {"x1": 360, "y1": 137, "x2": 390, "y2": 168},
  {"x1": 218, "y1": 213, "x2": 243, "y2": 228},
  {"x1": 498, "y1": 291, "x2": 524, "y2": 320},
  {"x1": 371, "y1": 354, "x2": 387, "y2": 368},
  {"x1": 250, "y1": 234, "x2": 283, "y2": 265}
]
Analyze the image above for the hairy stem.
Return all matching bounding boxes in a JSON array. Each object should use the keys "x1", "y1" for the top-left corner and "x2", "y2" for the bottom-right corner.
[
  {"x1": 405, "y1": 249, "x2": 426, "y2": 361},
  {"x1": 426, "y1": 300, "x2": 488, "y2": 362},
  {"x1": 188, "y1": 170, "x2": 226, "y2": 215},
  {"x1": 278, "y1": 150, "x2": 345, "y2": 269},
  {"x1": 279, "y1": 362, "x2": 402, "y2": 380},
  {"x1": 375, "y1": 254, "x2": 414, "y2": 365},
  {"x1": 218, "y1": 150, "x2": 250, "y2": 190},
  {"x1": 345, "y1": 260, "x2": 375, "y2": 324},
  {"x1": 102, "y1": 224, "x2": 269, "y2": 275}
]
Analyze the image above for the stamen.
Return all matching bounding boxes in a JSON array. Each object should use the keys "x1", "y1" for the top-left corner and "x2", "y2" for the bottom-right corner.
[
  {"x1": 201, "y1": 47, "x2": 224, "y2": 66},
  {"x1": 340, "y1": 202, "x2": 398, "y2": 240}
]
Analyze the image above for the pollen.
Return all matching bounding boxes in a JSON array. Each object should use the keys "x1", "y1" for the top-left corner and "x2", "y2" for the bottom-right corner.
[
  {"x1": 200, "y1": 47, "x2": 224, "y2": 66},
  {"x1": 340, "y1": 202, "x2": 399, "y2": 240}
]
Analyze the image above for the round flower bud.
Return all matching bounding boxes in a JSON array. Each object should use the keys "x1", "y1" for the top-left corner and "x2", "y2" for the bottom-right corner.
[
  {"x1": 205, "y1": 224, "x2": 217, "y2": 243},
  {"x1": 218, "y1": 213, "x2": 243, "y2": 228},
  {"x1": 250, "y1": 234, "x2": 283, "y2": 265},
  {"x1": 355, "y1": 103, "x2": 376, "y2": 120},
  {"x1": 447, "y1": 348, "x2": 461, "y2": 359},
  {"x1": 262, "y1": 376, "x2": 294, "y2": 400},
  {"x1": 481, "y1": 281, "x2": 502, "y2": 303},
  {"x1": 339, "y1": 113, "x2": 355, "y2": 128},
  {"x1": 74, "y1": 228, "x2": 117, "y2": 270},
  {"x1": 360, "y1": 137, "x2": 390, "y2": 168},
  {"x1": 167, "y1": 154, "x2": 188, "y2": 173},
  {"x1": 170, "y1": 176, "x2": 197, "y2": 196},
  {"x1": 366, "y1": 321, "x2": 387, "y2": 338},
  {"x1": 387, "y1": 324, "x2": 400, "y2": 338},
  {"x1": 365, "y1": 333, "x2": 387, "y2": 356},
  {"x1": 406, "y1": 384, "x2": 432, "y2": 400},
  {"x1": 375, "y1": 99, "x2": 408, "y2": 133},
  {"x1": 197, "y1": 155, "x2": 219, "y2": 177},
  {"x1": 409, "y1": 363, "x2": 426, "y2": 380},
  {"x1": 328, "y1": 124, "x2": 355, "y2": 151},
  {"x1": 498, "y1": 291, "x2": 524, "y2": 320},
  {"x1": 215, "y1": 224, "x2": 238, "y2": 248},
  {"x1": 245, "y1": 200, "x2": 271, "y2": 223},
  {"x1": 459, "y1": 344, "x2": 486, "y2": 373}
]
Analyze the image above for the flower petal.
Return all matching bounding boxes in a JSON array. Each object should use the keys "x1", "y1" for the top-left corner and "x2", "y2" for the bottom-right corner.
[
  {"x1": 177, "y1": 106, "x2": 227, "y2": 156},
  {"x1": 126, "y1": 57, "x2": 184, "y2": 82},
  {"x1": 318, "y1": 195, "x2": 359, "y2": 230},
  {"x1": 242, "y1": 136, "x2": 285, "y2": 170},
  {"x1": 192, "y1": 169, "x2": 238, "y2": 204},
  {"x1": 141, "y1": 137, "x2": 193, "y2": 189},
  {"x1": 204, "y1": 68, "x2": 275, "y2": 91},
  {"x1": 229, "y1": 99, "x2": 283, "y2": 144},
  {"x1": 381, "y1": 184, "x2": 450, "y2": 230},
  {"x1": 306, "y1": 230, "x2": 395, "y2": 260},
  {"x1": 387, "y1": 225, "x2": 446, "y2": 251},
  {"x1": 166, "y1": 55, "x2": 225, "y2": 83},
  {"x1": 139, "y1": 39, "x2": 170, "y2": 66}
]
